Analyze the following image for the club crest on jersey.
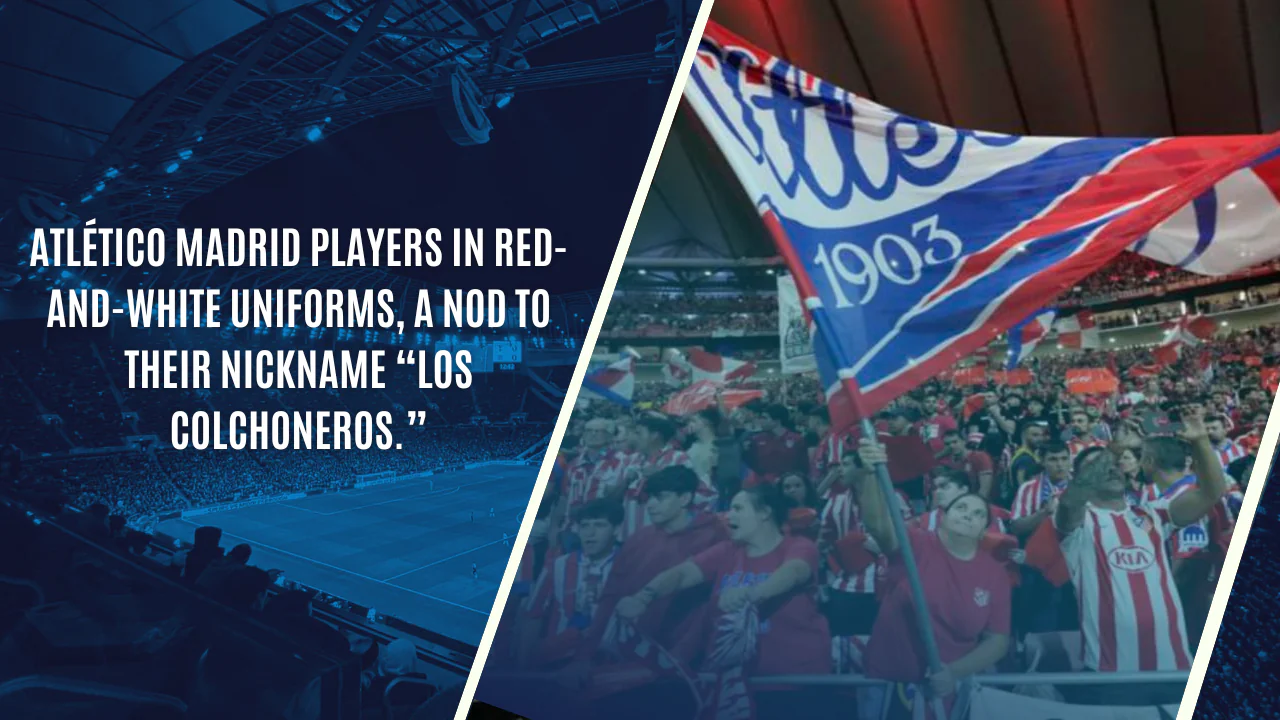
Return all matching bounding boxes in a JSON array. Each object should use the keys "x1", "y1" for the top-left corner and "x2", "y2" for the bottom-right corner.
[
  {"x1": 1179, "y1": 524, "x2": 1209, "y2": 550},
  {"x1": 974, "y1": 588, "x2": 990, "y2": 607},
  {"x1": 1108, "y1": 545, "x2": 1155, "y2": 573}
]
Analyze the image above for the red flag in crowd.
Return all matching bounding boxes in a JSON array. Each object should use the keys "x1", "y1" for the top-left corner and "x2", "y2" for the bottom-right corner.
[
  {"x1": 992, "y1": 368, "x2": 1033, "y2": 386},
  {"x1": 1066, "y1": 368, "x2": 1119, "y2": 395},
  {"x1": 663, "y1": 380, "x2": 764, "y2": 416},
  {"x1": 688, "y1": 348, "x2": 756, "y2": 385},
  {"x1": 1056, "y1": 311, "x2": 1100, "y2": 349},
  {"x1": 1263, "y1": 367, "x2": 1280, "y2": 394},
  {"x1": 952, "y1": 366, "x2": 988, "y2": 387},
  {"x1": 1126, "y1": 364, "x2": 1162, "y2": 378}
]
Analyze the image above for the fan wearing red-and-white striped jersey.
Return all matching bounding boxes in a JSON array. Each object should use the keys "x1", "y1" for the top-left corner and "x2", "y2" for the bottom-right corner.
[
  {"x1": 618, "y1": 416, "x2": 716, "y2": 541},
  {"x1": 1009, "y1": 442, "x2": 1073, "y2": 539},
  {"x1": 518, "y1": 499, "x2": 622, "y2": 669},
  {"x1": 1054, "y1": 410, "x2": 1227, "y2": 707},
  {"x1": 556, "y1": 418, "x2": 628, "y2": 534},
  {"x1": 1066, "y1": 409, "x2": 1108, "y2": 461},
  {"x1": 820, "y1": 453, "x2": 912, "y2": 633},
  {"x1": 1206, "y1": 415, "x2": 1249, "y2": 474}
]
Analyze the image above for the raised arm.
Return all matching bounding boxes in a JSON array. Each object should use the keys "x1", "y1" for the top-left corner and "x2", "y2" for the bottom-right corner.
[
  {"x1": 1055, "y1": 462, "x2": 1096, "y2": 536},
  {"x1": 856, "y1": 439, "x2": 899, "y2": 555},
  {"x1": 1168, "y1": 410, "x2": 1229, "y2": 528}
]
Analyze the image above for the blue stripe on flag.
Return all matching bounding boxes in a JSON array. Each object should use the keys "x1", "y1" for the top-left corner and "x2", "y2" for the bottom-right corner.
[
  {"x1": 1175, "y1": 187, "x2": 1218, "y2": 269},
  {"x1": 581, "y1": 378, "x2": 632, "y2": 408}
]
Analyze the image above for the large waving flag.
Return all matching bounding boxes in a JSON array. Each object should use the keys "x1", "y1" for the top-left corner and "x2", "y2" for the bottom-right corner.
[
  {"x1": 1005, "y1": 309, "x2": 1056, "y2": 369},
  {"x1": 687, "y1": 348, "x2": 756, "y2": 384},
  {"x1": 1055, "y1": 310, "x2": 1100, "y2": 349},
  {"x1": 1153, "y1": 315, "x2": 1219, "y2": 365},
  {"x1": 685, "y1": 21, "x2": 1280, "y2": 428},
  {"x1": 582, "y1": 356, "x2": 636, "y2": 407}
]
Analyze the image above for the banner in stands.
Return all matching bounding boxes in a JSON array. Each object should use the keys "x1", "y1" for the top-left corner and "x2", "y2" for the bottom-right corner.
[
  {"x1": 1066, "y1": 368, "x2": 1120, "y2": 395},
  {"x1": 1263, "y1": 366, "x2": 1280, "y2": 394},
  {"x1": 663, "y1": 380, "x2": 764, "y2": 416},
  {"x1": 182, "y1": 491, "x2": 306, "y2": 517},
  {"x1": 953, "y1": 366, "x2": 988, "y2": 386},
  {"x1": 777, "y1": 274, "x2": 816, "y2": 375},
  {"x1": 969, "y1": 686, "x2": 1178, "y2": 720},
  {"x1": 355, "y1": 474, "x2": 409, "y2": 489},
  {"x1": 992, "y1": 368, "x2": 1033, "y2": 386}
]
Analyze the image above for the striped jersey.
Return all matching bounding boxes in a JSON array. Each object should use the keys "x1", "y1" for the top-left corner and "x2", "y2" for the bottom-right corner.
[
  {"x1": 1058, "y1": 501, "x2": 1191, "y2": 672},
  {"x1": 819, "y1": 486, "x2": 911, "y2": 594}
]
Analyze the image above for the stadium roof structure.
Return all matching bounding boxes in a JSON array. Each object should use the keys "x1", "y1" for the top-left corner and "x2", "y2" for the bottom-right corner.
[
  {"x1": 0, "y1": 0, "x2": 686, "y2": 297},
  {"x1": 627, "y1": 0, "x2": 1280, "y2": 284}
]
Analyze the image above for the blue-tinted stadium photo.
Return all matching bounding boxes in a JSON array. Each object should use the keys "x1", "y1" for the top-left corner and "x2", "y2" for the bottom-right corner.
[{"x1": 0, "y1": 1, "x2": 697, "y2": 718}]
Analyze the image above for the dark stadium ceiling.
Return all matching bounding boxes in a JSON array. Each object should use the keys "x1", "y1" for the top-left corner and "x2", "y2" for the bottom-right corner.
[
  {"x1": 0, "y1": 0, "x2": 676, "y2": 221},
  {"x1": 0, "y1": 0, "x2": 691, "y2": 304},
  {"x1": 631, "y1": 0, "x2": 1280, "y2": 263}
]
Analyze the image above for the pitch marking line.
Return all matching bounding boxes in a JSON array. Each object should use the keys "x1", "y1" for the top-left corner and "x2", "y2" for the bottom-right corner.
[
  {"x1": 383, "y1": 537, "x2": 514, "y2": 582},
  {"x1": 176, "y1": 520, "x2": 489, "y2": 616}
]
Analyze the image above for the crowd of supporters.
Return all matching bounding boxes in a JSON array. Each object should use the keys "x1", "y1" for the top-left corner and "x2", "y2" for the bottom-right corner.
[
  {"x1": 603, "y1": 293, "x2": 778, "y2": 337},
  {"x1": 485, "y1": 319, "x2": 1274, "y2": 718},
  {"x1": 602, "y1": 256, "x2": 1280, "y2": 339}
]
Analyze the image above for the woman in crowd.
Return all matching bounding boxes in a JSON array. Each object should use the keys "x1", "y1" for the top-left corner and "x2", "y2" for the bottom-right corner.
[
  {"x1": 858, "y1": 440, "x2": 1012, "y2": 719},
  {"x1": 1118, "y1": 447, "x2": 1155, "y2": 506},
  {"x1": 780, "y1": 471, "x2": 822, "y2": 540},
  {"x1": 614, "y1": 484, "x2": 831, "y2": 715}
]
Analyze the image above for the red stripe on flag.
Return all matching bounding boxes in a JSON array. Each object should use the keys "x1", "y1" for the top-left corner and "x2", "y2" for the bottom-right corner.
[
  {"x1": 926, "y1": 136, "x2": 1262, "y2": 306},
  {"x1": 1252, "y1": 154, "x2": 1280, "y2": 204},
  {"x1": 857, "y1": 130, "x2": 1280, "y2": 415}
]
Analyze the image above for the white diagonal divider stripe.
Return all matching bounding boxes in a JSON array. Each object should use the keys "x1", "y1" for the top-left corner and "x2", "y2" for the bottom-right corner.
[
  {"x1": 450, "y1": 4, "x2": 719, "y2": 718},
  {"x1": 1176, "y1": 385, "x2": 1280, "y2": 719}
]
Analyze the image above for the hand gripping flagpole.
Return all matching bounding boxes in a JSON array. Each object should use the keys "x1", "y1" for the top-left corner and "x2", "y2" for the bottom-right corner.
[{"x1": 860, "y1": 419, "x2": 952, "y2": 719}]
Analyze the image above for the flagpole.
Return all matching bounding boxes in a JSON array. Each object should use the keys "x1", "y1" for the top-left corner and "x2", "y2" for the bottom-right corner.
[
  {"x1": 860, "y1": 417, "x2": 951, "y2": 719},
  {"x1": 768, "y1": 251, "x2": 952, "y2": 716}
]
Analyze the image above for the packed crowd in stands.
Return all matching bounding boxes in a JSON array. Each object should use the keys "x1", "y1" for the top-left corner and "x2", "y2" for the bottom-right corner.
[
  {"x1": 484, "y1": 308, "x2": 1275, "y2": 718},
  {"x1": 603, "y1": 293, "x2": 778, "y2": 336},
  {"x1": 1056, "y1": 253, "x2": 1176, "y2": 301},
  {"x1": 602, "y1": 254, "x2": 1280, "y2": 338}
]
